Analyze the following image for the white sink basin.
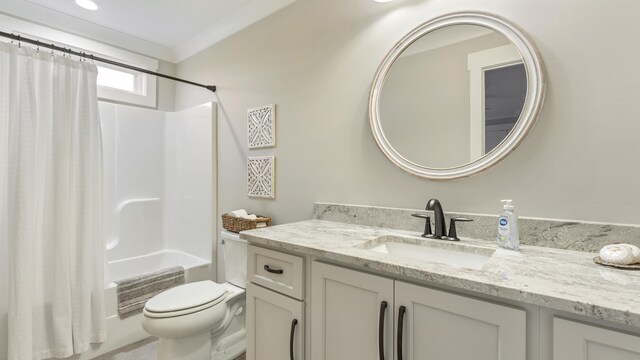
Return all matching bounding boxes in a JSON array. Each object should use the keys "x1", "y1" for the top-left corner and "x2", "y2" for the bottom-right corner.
[{"x1": 358, "y1": 235, "x2": 494, "y2": 270}]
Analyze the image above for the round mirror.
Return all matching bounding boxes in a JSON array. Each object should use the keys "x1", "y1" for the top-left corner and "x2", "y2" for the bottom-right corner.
[{"x1": 369, "y1": 12, "x2": 545, "y2": 180}]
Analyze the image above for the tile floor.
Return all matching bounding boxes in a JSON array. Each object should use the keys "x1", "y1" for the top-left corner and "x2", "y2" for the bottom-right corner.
[{"x1": 95, "y1": 337, "x2": 245, "y2": 360}]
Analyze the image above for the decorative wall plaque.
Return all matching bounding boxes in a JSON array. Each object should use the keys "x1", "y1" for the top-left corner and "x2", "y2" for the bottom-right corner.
[
  {"x1": 247, "y1": 156, "x2": 275, "y2": 198},
  {"x1": 248, "y1": 104, "x2": 275, "y2": 149}
]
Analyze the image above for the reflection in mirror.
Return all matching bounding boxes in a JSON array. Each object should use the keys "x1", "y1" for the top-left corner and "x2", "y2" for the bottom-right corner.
[
  {"x1": 484, "y1": 64, "x2": 526, "y2": 154},
  {"x1": 379, "y1": 25, "x2": 526, "y2": 169}
]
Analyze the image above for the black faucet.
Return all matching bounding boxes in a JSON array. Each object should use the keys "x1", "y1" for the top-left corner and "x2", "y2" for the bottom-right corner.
[
  {"x1": 426, "y1": 199, "x2": 447, "y2": 238},
  {"x1": 412, "y1": 199, "x2": 474, "y2": 241}
]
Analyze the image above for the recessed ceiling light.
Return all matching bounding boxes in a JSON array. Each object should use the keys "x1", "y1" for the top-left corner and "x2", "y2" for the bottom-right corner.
[{"x1": 75, "y1": 0, "x2": 99, "y2": 11}]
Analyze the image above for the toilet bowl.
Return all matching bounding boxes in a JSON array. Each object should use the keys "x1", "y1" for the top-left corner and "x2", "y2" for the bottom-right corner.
[{"x1": 142, "y1": 231, "x2": 247, "y2": 360}]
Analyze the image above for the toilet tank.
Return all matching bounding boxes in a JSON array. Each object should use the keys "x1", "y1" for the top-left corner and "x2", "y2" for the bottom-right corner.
[{"x1": 221, "y1": 231, "x2": 247, "y2": 288}]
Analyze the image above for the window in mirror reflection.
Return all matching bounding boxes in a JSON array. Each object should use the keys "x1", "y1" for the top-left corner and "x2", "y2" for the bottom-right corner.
[{"x1": 483, "y1": 63, "x2": 526, "y2": 154}]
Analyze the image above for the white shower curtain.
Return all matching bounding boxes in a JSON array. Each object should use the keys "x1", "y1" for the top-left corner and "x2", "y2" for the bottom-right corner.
[{"x1": 0, "y1": 43, "x2": 106, "y2": 359}]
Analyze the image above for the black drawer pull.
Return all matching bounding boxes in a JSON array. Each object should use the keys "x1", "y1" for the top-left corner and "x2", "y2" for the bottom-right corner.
[
  {"x1": 290, "y1": 318, "x2": 298, "y2": 360},
  {"x1": 379, "y1": 301, "x2": 388, "y2": 360},
  {"x1": 398, "y1": 306, "x2": 406, "y2": 360},
  {"x1": 264, "y1": 264, "x2": 284, "y2": 274}
]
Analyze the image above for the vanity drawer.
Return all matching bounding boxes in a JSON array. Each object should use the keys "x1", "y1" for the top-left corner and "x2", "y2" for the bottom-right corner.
[{"x1": 247, "y1": 245, "x2": 304, "y2": 300}]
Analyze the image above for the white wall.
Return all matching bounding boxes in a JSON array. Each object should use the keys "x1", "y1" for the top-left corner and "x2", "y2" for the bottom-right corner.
[
  {"x1": 174, "y1": 0, "x2": 640, "y2": 236},
  {"x1": 0, "y1": 199, "x2": 6, "y2": 360},
  {"x1": 157, "y1": 60, "x2": 177, "y2": 112}
]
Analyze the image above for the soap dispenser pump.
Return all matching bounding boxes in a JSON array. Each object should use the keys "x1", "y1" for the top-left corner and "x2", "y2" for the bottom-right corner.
[{"x1": 497, "y1": 199, "x2": 520, "y2": 250}]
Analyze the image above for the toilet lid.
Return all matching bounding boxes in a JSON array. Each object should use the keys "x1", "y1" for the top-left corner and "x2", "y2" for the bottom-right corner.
[{"x1": 145, "y1": 280, "x2": 228, "y2": 314}]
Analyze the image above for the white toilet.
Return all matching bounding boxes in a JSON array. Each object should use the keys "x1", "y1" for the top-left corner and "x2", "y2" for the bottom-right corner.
[{"x1": 142, "y1": 231, "x2": 247, "y2": 360}]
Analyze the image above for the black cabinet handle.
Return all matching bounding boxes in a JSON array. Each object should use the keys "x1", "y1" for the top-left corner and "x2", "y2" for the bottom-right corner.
[
  {"x1": 397, "y1": 306, "x2": 406, "y2": 360},
  {"x1": 379, "y1": 301, "x2": 388, "y2": 360},
  {"x1": 290, "y1": 318, "x2": 298, "y2": 360},
  {"x1": 264, "y1": 264, "x2": 284, "y2": 274}
]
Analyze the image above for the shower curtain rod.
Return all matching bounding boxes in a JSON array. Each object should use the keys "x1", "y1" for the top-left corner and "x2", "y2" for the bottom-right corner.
[{"x1": 0, "y1": 30, "x2": 217, "y2": 93}]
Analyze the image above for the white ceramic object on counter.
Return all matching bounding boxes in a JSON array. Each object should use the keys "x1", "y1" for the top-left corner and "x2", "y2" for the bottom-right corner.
[{"x1": 599, "y1": 244, "x2": 640, "y2": 265}]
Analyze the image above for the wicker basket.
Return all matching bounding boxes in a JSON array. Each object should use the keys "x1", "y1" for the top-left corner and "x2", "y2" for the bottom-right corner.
[{"x1": 221, "y1": 213, "x2": 271, "y2": 233}]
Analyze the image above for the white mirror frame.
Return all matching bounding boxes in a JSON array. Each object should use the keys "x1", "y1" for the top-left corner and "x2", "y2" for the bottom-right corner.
[{"x1": 369, "y1": 12, "x2": 546, "y2": 180}]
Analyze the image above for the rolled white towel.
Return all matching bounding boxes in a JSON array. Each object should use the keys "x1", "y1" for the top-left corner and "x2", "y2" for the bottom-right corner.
[
  {"x1": 229, "y1": 209, "x2": 249, "y2": 218},
  {"x1": 243, "y1": 214, "x2": 258, "y2": 220},
  {"x1": 599, "y1": 244, "x2": 640, "y2": 265}
]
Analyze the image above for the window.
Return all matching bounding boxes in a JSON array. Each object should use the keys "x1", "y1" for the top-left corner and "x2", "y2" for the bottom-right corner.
[
  {"x1": 96, "y1": 58, "x2": 157, "y2": 108},
  {"x1": 96, "y1": 66, "x2": 136, "y2": 93}
]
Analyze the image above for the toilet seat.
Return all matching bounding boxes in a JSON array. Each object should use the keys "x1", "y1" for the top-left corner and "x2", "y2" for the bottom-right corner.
[{"x1": 144, "y1": 281, "x2": 228, "y2": 318}]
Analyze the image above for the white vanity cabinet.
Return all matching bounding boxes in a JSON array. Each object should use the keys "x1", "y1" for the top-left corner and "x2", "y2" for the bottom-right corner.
[
  {"x1": 310, "y1": 261, "x2": 526, "y2": 360},
  {"x1": 553, "y1": 318, "x2": 640, "y2": 360},
  {"x1": 246, "y1": 283, "x2": 304, "y2": 360},
  {"x1": 246, "y1": 245, "x2": 640, "y2": 360},
  {"x1": 395, "y1": 280, "x2": 526, "y2": 360},
  {"x1": 246, "y1": 245, "x2": 305, "y2": 360},
  {"x1": 311, "y1": 261, "x2": 394, "y2": 360}
]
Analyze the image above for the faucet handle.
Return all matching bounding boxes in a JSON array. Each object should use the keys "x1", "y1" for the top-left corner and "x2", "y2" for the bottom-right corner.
[
  {"x1": 411, "y1": 214, "x2": 432, "y2": 238},
  {"x1": 447, "y1": 217, "x2": 473, "y2": 241}
]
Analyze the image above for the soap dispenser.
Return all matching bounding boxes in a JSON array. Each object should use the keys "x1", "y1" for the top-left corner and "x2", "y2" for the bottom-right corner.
[{"x1": 497, "y1": 200, "x2": 520, "y2": 250}]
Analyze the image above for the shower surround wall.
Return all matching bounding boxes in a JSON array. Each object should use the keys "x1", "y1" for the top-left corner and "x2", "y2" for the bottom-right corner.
[
  {"x1": 101, "y1": 103, "x2": 164, "y2": 261},
  {"x1": 100, "y1": 102, "x2": 214, "y2": 267}
]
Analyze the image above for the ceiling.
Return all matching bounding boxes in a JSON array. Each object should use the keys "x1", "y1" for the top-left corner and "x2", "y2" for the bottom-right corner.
[{"x1": 0, "y1": 0, "x2": 297, "y2": 62}]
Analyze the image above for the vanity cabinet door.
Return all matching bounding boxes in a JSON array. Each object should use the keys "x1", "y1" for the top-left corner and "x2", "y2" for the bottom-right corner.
[
  {"x1": 395, "y1": 281, "x2": 526, "y2": 360},
  {"x1": 311, "y1": 261, "x2": 394, "y2": 360},
  {"x1": 553, "y1": 318, "x2": 640, "y2": 359},
  {"x1": 246, "y1": 283, "x2": 304, "y2": 360}
]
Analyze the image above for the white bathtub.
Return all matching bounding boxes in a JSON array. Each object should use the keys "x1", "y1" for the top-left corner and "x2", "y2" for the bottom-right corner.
[
  {"x1": 104, "y1": 249, "x2": 210, "y2": 286},
  {"x1": 75, "y1": 250, "x2": 211, "y2": 360}
]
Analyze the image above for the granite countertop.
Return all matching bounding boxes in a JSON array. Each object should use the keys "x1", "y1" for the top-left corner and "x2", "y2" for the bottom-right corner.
[{"x1": 240, "y1": 219, "x2": 640, "y2": 328}]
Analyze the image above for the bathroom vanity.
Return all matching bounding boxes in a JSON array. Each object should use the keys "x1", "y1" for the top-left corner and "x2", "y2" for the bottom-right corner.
[
  {"x1": 241, "y1": 204, "x2": 640, "y2": 360},
  {"x1": 242, "y1": 12, "x2": 640, "y2": 359}
]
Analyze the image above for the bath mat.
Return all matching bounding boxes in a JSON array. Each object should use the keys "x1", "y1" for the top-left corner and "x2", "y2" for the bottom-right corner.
[{"x1": 114, "y1": 266, "x2": 185, "y2": 319}]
